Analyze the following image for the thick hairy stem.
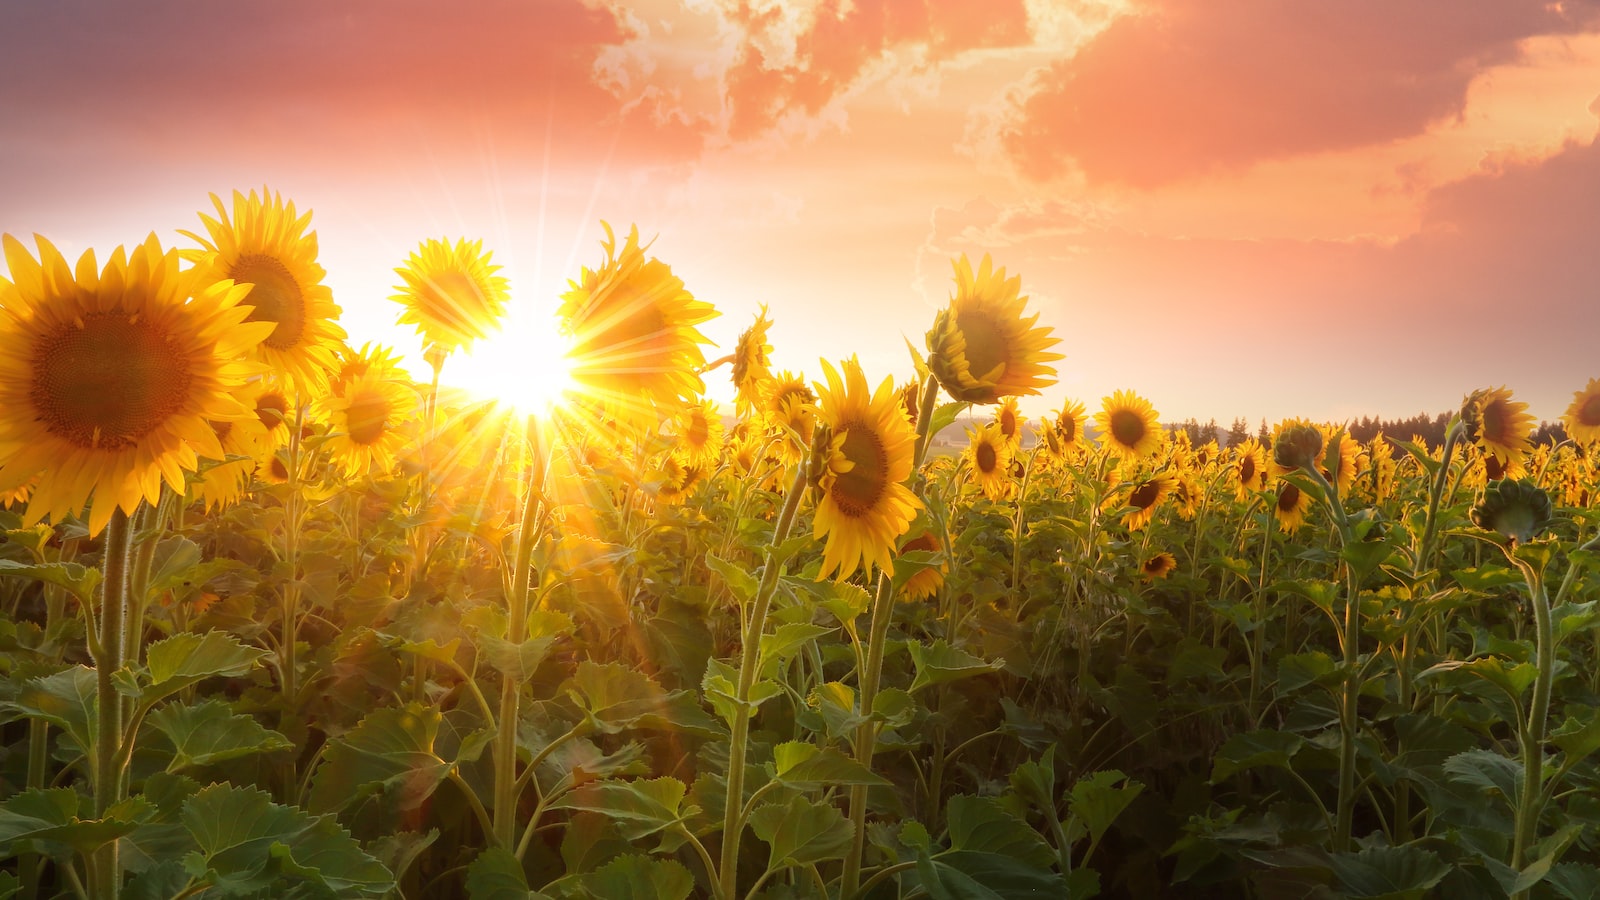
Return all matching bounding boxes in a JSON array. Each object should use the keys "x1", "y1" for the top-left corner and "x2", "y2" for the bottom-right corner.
[
  {"x1": 1511, "y1": 562, "x2": 1551, "y2": 892},
  {"x1": 494, "y1": 417, "x2": 548, "y2": 848},
  {"x1": 91, "y1": 508, "x2": 133, "y2": 900}
]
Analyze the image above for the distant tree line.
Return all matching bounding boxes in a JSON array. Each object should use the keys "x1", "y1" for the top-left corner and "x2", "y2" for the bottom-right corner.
[{"x1": 1168, "y1": 413, "x2": 1569, "y2": 449}]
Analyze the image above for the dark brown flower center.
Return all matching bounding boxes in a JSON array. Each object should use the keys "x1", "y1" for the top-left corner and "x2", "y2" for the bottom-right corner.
[
  {"x1": 32, "y1": 313, "x2": 193, "y2": 451},
  {"x1": 1110, "y1": 409, "x2": 1147, "y2": 449},
  {"x1": 230, "y1": 254, "x2": 306, "y2": 351},
  {"x1": 346, "y1": 392, "x2": 391, "y2": 446},
  {"x1": 1058, "y1": 413, "x2": 1076, "y2": 441},
  {"x1": 903, "y1": 531, "x2": 939, "y2": 554},
  {"x1": 1581, "y1": 394, "x2": 1600, "y2": 427},
  {"x1": 255, "y1": 391, "x2": 289, "y2": 430},
  {"x1": 831, "y1": 421, "x2": 889, "y2": 517},
  {"x1": 1278, "y1": 483, "x2": 1301, "y2": 512},
  {"x1": 1239, "y1": 454, "x2": 1256, "y2": 484},
  {"x1": 975, "y1": 440, "x2": 998, "y2": 473},
  {"x1": 1129, "y1": 480, "x2": 1161, "y2": 510}
]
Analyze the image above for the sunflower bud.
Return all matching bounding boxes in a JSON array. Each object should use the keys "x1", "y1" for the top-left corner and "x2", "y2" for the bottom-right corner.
[
  {"x1": 1273, "y1": 424, "x2": 1324, "y2": 472},
  {"x1": 1470, "y1": 478, "x2": 1555, "y2": 545}
]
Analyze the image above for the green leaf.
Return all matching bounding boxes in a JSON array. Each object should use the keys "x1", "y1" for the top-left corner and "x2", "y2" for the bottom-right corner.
[
  {"x1": 1342, "y1": 539, "x2": 1394, "y2": 579},
  {"x1": 144, "y1": 631, "x2": 270, "y2": 704},
  {"x1": 1009, "y1": 750, "x2": 1056, "y2": 817},
  {"x1": 702, "y1": 658, "x2": 782, "y2": 726},
  {"x1": 568, "y1": 661, "x2": 722, "y2": 737},
  {"x1": 908, "y1": 640, "x2": 1004, "y2": 693},
  {"x1": 180, "y1": 784, "x2": 393, "y2": 897},
  {"x1": 1277, "y1": 652, "x2": 1339, "y2": 693},
  {"x1": 927, "y1": 402, "x2": 965, "y2": 446},
  {"x1": 309, "y1": 703, "x2": 453, "y2": 815},
  {"x1": 581, "y1": 855, "x2": 694, "y2": 900},
  {"x1": 548, "y1": 777, "x2": 690, "y2": 841},
  {"x1": 1442, "y1": 749, "x2": 1521, "y2": 806},
  {"x1": 1067, "y1": 770, "x2": 1145, "y2": 852},
  {"x1": 759, "y1": 623, "x2": 835, "y2": 676},
  {"x1": 916, "y1": 851, "x2": 1067, "y2": 900},
  {"x1": 946, "y1": 795, "x2": 1055, "y2": 868},
  {"x1": 0, "y1": 560, "x2": 101, "y2": 601},
  {"x1": 1393, "y1": 439, "x2": 1440, "y2": 476},
  {"x1": 1327, "y1": 845, "x2": 1449, "y2": 899},
  {"x1": 807, "y1": 681, "x2": 865, "y2": 741},
  {"x1": 1210, "y1": 730, "x2": 1304, "y2": 783},
  {"x1": 147, "y1": 700, "x2": 292, "y2": 772},
  {"x1": 706, "y1": 553, "x2": 759, "y2": 605},
  {"x1": 1546, "y1": 862, "x2": 1600, "y2": 900},
  {"x1": 0, "y1": 788, "x2": 148, "y2": 858},
  {"x1": 748, "y1": 795, "x2": 853, "y2": 870},
  {"x1": 1553, "y1": 708, "x2": 1600, "y2": 765},
  {"x1": 6, "y1": 666, "x2": 97, "y2": 754},
  {"x1": 872, "y1": 688, "x2": 917, "y2": 728},
  {"x1": 465, "y1": 846, "x2": 550, "y2": 900},
  {"x1": 478, "y1": 634, "x2": 558, "y2": 683},
  {"x1": 772, "y1": 742, "x2": 890, "y2": 787},
  {"x1": 1416, "y1": 656, "x2": 1535, "y2": 706}
]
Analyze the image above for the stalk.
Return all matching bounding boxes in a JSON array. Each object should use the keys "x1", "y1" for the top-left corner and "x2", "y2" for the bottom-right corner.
[
  {"x1": 1509, "y1": 557, "x2": 1551, "y2": 896},
  {"x1": 1303, "y1": 465, "x2": 1359, "y2": 852},
  {"x1": 718, "y1": 463, "x2": 809, "y2": 900},
  {"x1": 91, "y1": 507, "x2": 133, "y2": 900}
]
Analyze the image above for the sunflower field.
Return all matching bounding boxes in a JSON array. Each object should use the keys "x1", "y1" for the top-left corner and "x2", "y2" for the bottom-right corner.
[{"x1": 0, "y1": 190, "x2": 1598, "y2": 900}]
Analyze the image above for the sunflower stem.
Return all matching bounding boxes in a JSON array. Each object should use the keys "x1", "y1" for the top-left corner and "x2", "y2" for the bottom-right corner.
[
  {"x1": 718, "y1": 462, "x2": 808, "y2": 900},
  {"x1": 1306, "y1": 465, "x2": 1360, "y2": 852},
  {"x1": 280, "y1": 398, "x2": 306, "y2": 793},
  {"x1": 91, "y1": 507, "x2": 132, "y2": 900},
  {"x1": 1508, "y1": 554, "x2": 1552, "y2": 896}
]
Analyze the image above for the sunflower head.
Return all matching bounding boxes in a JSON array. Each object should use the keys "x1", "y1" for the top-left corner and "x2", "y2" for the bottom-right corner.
[
  {"x1": 558, "y1": 223, "x2": 718, "y2": 429},
  {"x1": 1273, "y1": 421, "x2": 1324, "y2": 472},
  {"x1": 925, "y1": 254, "x2": 1060, "y2": 404},
  {"x1": 391, "y1": 237, "x2": 510, "y2": 360},
  {"x1": 1471, "y1": 478, "x2": 1555, "y2": 546},
  {"x1": 673, "y1": 400, "x2": 725, "y2": 468},
  {"x1": 1095, "y1": 390, "x2": 1162, "y2": 459},
  {"x1": 899, "y1": 529, "x2": 948, "y2": 601},
  {"x1": 994, "y1": 397, "x2": 1024, "y2": 447},
  {"x1": 331, "y1": 342, "x2": 405, "y2": 397},
  {"x1": 965, "y1": 422, "x2": 1014, "y2": 502},
  {"x1": 0, "y1": 233, "x2": 271, "y2": 534},
  {"x1": 1274, "y1": 481, "x2": 1312, "y2": 533},
  {"x1": 1234, "y1": 439, "x2": 1267, "y2": 497},
  {"x1": 764, "y1": 371, "x2": 816, "y2": 460},
  {"x1": 1461, "y1": 386, "x2": 1534, "y2": 467},
  {"x1": 1141, "y1": 552, "x2": 1177, "y2": 581},
  {"x1": 312, "y1": 370, "x2": 420, "y2": 479},
  {"x1": 731, "y1": 305, "x2": 774, "y2": 414},
  {"x1": 811, "y1": 358, "x2": 922, "y2": 581},
  {"x1": 1120, "y1": 473, "x2": 1176, "y2": 531},
  {"x1": 1563, "y1": 378, "x2": 1600, "y2": 445}
]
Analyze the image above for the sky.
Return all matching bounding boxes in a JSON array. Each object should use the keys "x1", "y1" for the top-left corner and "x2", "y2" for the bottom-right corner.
[{"x1": 3, "y1": 0, "x2": 1599, "y2": 426}]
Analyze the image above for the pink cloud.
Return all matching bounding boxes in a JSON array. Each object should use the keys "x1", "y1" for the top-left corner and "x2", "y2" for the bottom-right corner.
[{"x1": 996, "y1": 0, "x2": 1600, "y2": 187}]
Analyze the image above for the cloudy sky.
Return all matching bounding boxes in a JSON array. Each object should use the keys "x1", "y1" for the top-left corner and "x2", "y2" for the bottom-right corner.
[{"x1": 3, "y1": 0, "x2": 1598, "y2": 424}]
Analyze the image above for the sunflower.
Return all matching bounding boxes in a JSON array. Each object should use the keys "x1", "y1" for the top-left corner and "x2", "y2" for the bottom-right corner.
[
  {"x1": 1563, "y1": 378, "x2": 1600, "y2": 445},
  {"x1": 899, "y1": 529, "x2": 947, "y2": 601},
  {"x1": 1048, "y1": 400, "x2": 1087, "y2": 457},
  {"x1": 248, "y1": 377, "x2": 294, "y2": 451},
  {"x1": 0, "y1": 476, "x2": 36, "y2": 508},
  {"x1": 763, "y1": 371, "x2": 816, "y2": 460},
  {"x1": 731, "y1": 305, "x2": 774, "y2": 415},
  {"x1": 1274, "y1": 482, "x2": 1312, "y2": 533},
  {"x1": 1096, "y1": 390, "x2": 1162, "y2": 460},
  {"x1": 1173, "y1": 473, "x2": 1201, "y2": 520},
  {"x1": 674, "y1": 400, "x2": 724, "y2": 468},
  {"x1": 994, "y1": 397, "x2": 1024, "y2": 447},
  {"x1": 1141, "y1": 552, "x2": 1177, "y2": 581},
  {"x1": 1234, "y1": 439, "x2": 1267, "y2": 499},
  {"x1": 391, "y1": 237, "x2": 510, "y2": 359},
  {"x1": 899, "y1": 380, "x2": 922, "y2": 429},
  {"x1": 0, "y1": 234, "x2": 269, "y2": 535},
  {"x1": 1317, "y1": 426, "x2": 1361, "y2": 496},
  {"x1": 192, "y1": 457, "x2": 256, "y2": 513},
  {"x1": 925, "y1": 254, "x2": 1061, "y2": 403},
  {"x1": 812, "y1": 358, "x2": 921, "y2": 581},
  {"x1": 558, "y1": 223, "x2": 718, "y2": 428},
  {"x1": 331, "y1": 342, "x2": 405, "y2": 397},
  {"x1": 1368, "y1": 435, "x2": 1397, "y2": 502},
  {"x1": 965, "y1": 422, "x2": 1014, "y2": 502},
  {"x1": 1119, "y1": 473, "x2": 1175, "y2": 531},
  {"x1": 1461, "y1": 387, "x2": 1534, "y2": 468},
  {"x1": 312, "y1": 370, "x2": 420, "y2": 478},
  {"x1": 181, "y1": 188, "x2": 345, "y2": 393}
]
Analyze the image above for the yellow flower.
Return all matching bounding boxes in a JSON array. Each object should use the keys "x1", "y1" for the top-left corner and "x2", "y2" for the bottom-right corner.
[
  {"x1": 899, "y1": 529, "x2": 947, "y2": 601},
  {"x1": 1462, "y1": 386, "x2": 1534, "y2": 468},
  {"x1": 192, "y1": 457, "x2": 256, "y2": 513},
  {"x1": 1048, "y1": 400, "x2": 1087, "y2": 457},
  {"x1": 331, "y1": 342, "x2": 405, "y2": 397},
  {"x1": 1563, "y1": 378, "x2": 1600, "y2": 445},
  {"x1": 925, "y1": 254, "x2": 1061, "y2": 403},
  {"x1": 1140, "y1": 552, "x2": 1177, "y2": 581},
  {"x1": 1234, "y1": 439, "x2": 1267, "y2": 499},
  {"x1": 965, "y1": 422, "x2": 1014, "y2": 502},
  {"x1": 674, "y1": 400, "x2": 724, "y2": 468},
  {"x1": 181, "y1": 188, "x2": 345, "y2": 393},
  {"x1": 812, "y1": 358, "x2": 921, "y2": 580},
  {"x1": 313, "y1": 370, "x2": 420, "y2": 479},
  {"x1": 764, "y1": 371, "x2": 816, "y2": 461},
  {"x1": 0, "y1": 234, "x2": 270, "y2": 535},
  {"x1": 1274, "y1": 482, "x2": 1311, "y2": 533},
  {"x1": 1173, "y1": 473, "x2": 1200, "y2": 520},
  {"x1": 1120, "y1": 473, "x2": 1175, "y2": 531},
  {"x1": 1369, "y1": 435, "x2": 1397, "y2": 502},
  {"x1": 994, "y1": 396, "x2": 1024, "y2": 447},
  {"x1": 391, "y1": 237, "x2": 509, "y2": 358},
  {"x1": 1317, "y1": 426, "x2": 1361, "y2": 496},
  {"x1": 1095, "y1": 390, "x2": 1162, "y2": 460},
  {"x1": 732, "y1": 305, "x2": 774, "y2": 415},
  {"x1": 558, "y1": 223, "x2": 717, "y2": 429}
]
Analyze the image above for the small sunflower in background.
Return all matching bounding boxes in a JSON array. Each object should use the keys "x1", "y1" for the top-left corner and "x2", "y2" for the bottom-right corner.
[
  {"x1": 1141, "y1": 552, "x2": 1177, "y2": 581},
  {"x1": 674, "y1": 400, "x2": 724, "y2": 469},
  {"x1": 1317, "y1": 426, "x2": 1361, "y2": 496},
  {"x1": 812, "y1": 358, "x2": 921, "y2": 581},
  {"x1": 994, "y1": 396, "x2": 1024, "y2": 447},
  {"x1": 193, "y1": 458, "x2": 257, "y2": 513},
  {"x1": 899, "y1": 529, "x2": 947, "y2": 601},
  {"x1": 1368, "y1": 434, "x2": 1397, "y2": 502},
  {"x1": 1460, "y1": 386, "x2": 1533, "y2": 468},
  {"x1": 391, "y1": 237, "x2": 509, "y2": 363},
  {"x1": 763, "y1": 371, "x2": 816, "y2": 459},
  {"x1": 925, "y1": 254, "x2": 1060, "y2": 403},
  {"x1": 731, "y1": 305, "x2": 774, "y2": 415},
  {"x1": 0, "y1": 234, "x2": 270, "y2": 535},
  {"x1": 248, "y1": 377, "x2": 295, "y2": 451},
  {"x1": 313, "y1": 370, "x2": 420, "y2": 479},
  {"x1": 1096, "y1": 390, "x2": 1162, "y2": 460},
  {"x1": 1120, "y1": 473, "x2": 1175, "y2": 531},
  {"x1": 965, "y1": 422, "x2": 1014, "y2": 502},
  {"x1": 1049, "y1": 400, "x2": 1088, "y2": 457},
  {"x1": 559, "y1": 223, "x2": 718, "y2": 429},
  {"x1": 331, "y1": 342, "x2": 405, "y2": 397},
  {"x1": 1173, "y1": 473, "x2": 1201, "y2": 520},
  {"x1": 1274, "y1": 481, "x2": 1312, "y2": 533},
  {"x1": 182, "y1": 188, "x2": 345, "y2": 393},
  {"x1": 1233, "y1": 439, "x2": 1267, "y2": 499},
  {"x1": 1563, "y1": 378, "x2": 1600, "y2": 445}
]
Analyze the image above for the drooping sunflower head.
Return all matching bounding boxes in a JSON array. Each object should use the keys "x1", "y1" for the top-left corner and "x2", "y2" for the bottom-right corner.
[
  {"x1": 311, "y1": 370, "x2": 420, "y2": 479},
  {"x1": 1120, "y1": 473, "x2": 1176, "y2": 531},
  {"x1": 0, "y1": 234, "x2": 271, "y2": 535},
  {"x1": 181, "y1": 188, "x2": 345, "y2": 393},
  {"x1": 1317, "y1": 426, "x2": 1361, "y2": 496},
  {"x1": 811, "y1": 358, "x2": 922, "y2": 581},
  {"x1": 1461, "y1": 386, "x2": 1534, "y2": 467},
  {"x1": 1141, "y1": 552, "x2": 1177, "y2": 581},
  {"x1": 1234, "y1": 439, "x2": 1267, "y2": 498},
  {"x1": 1563, "y1": 378, "x2": 1600, "y2": 446},
  {"x1": 1471, "y1": 478, "x2": 1555, "y2": 546},
  {"x1": 899, "y1": 529, "x2": 948, "y2": 602},
  {"x1": 391, "y1": 237, "x2": 510, "y2": 360},
  {"x1": 673, "y1": 400, "x2": 724, "y2": 468},
  {"x1": 994, "y1": 396, "x2": 1024, "y2": 447},
  {"x1": 925, "y1": 254, "x2": 1061, "y2": 403},
  {"x1": 1274, "y1": 482, "x2": 1312, "y2": 533},
  {"x1": 1095, "y1": 390, "x2": 1162, "y2": 460},
  {"x1": 559, "y1": 223, "x2": 718, "y2": 429},
  {"x1": 965, "y1": 422, "x2": 1014, "y2": 502},
  {"x1": 731, "y1": 305, "x2": 774, "y2": 415}
]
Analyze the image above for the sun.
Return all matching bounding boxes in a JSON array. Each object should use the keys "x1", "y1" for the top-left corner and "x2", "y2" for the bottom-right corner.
[{"x1": 441, "y1": 303, "x2": 576, "y2": 417}]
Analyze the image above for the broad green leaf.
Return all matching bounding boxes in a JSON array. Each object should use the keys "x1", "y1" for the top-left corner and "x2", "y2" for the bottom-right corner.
[
  {"x1": 548, "y1": 777, "x2": 690, "y2": 841},
  {"x1": 706, "y1": 553, "x2": 759, "y2": 605},
  {"x1": 908, "y1": 640, "x2": 1004, "y2": 693},
  {"x1": 465, "y1": 846, "x2": 550, "y2": 900},
  {"x1": 581, "y1": 855, "x2": 694, "y2": 900},
  {"x1": 772, "y1": 742, "x2": 889, "y2": 787},
  {"x1": 180, "y1": 784, "x2": 393, "y2": 897},
  {"x1": 6, "y1": 666, "x2": 97, "y2": 754},
  {"x1": 479, "y1": 634, "x2": 558, "y2": 683},
  {"x1": 1553, "y1": 601, "x2": 1600, "y2": 641},
  {"x1": 1277, "y1": 652, "x2": 1339, "y2": 693},
  {"x1": 1009, "y1": 750, "x2": 1056, "y2": 817},
  {"x1": 702, "y1": 658, "x2": 782, "y2": 725},
  {"x1": 568, "y1": 661, "x2": 721, "y2": 737},
  {"x1": 368, "y1": 829, "x2": 439, "y2": 886},
  {"x1": 0, "y1": 560, "x2": 101, "y2": 601},
  {"x1": 748, "y1": 795, "x2": 853, "y2": 870},
  {"x1": 872, "y1": 688, "x2": 917, "y2": 728},
  {"x1": 946, "y1": 795, "x2": 1054, "y2": 869},
  {"x1": 1393, "y1": 439, "x2": 1440, "y2": 476},
  {"x1": 1068, "y1": 770, "x2": 1145, "y2": 852},
  {"x1": 0, "y1": 788, "x2": 148, "y2": 858},
  {"x1": 1210, "y1": 730, "x2": 1304, "y2": 783},
  {"x1": 147, "y1": 700, "x2": 292, "y2": 772},
  {"x1": 1416, "y1": 656, "x2": 1535, "y2": 706},
  {"x1": 1442, "y1": 750, "x2": 1521, "y2": 806},
  {"x1": 808, "y1": 681, "x2": 865, "y2": 740},
  {"x1": 309, "y1": 703, "x2": 452, "y2": 815},
  {"x1": 915, "y1": 851, "x2": 1067, "y2": 900},
  {"x1": 1327, "y1": 845, "x2": 1449, "y2": 899},
  {"x1": 926, "y1": 402, "x2": 965, "y2": 446},
  {"x1": 1553, "y1": 708, "x2": 1600, "y2": 765},
  {"x1": 1547, "y1": 862, "x2": 1600, "y2": 900},
  {"x1": 144, "y1": 631, "x2": 270, "y2": 704},
  {"x1": 759, "y1": 623, "x2": 835, "y2": 676},
  {"x1": 1341, "y1": 539, "x2": 1394, "y2": 579}
]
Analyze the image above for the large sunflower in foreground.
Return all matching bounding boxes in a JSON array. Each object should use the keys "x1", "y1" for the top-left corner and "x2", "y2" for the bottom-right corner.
[
  {"x1": 182, "y1": 189, "x2": 345, "y2": 393},
  {"x1": 1564, "y1": 378, "x2": 1600, "y2": 445},
  {"x1": 1095, "y1": 390, "x2": 1162, "y2": 460},
  {"x1": 812, "y1": 358, "x2": 921, "y2": 581},
  {"x1": 391, "y1": 237, "x2": 510, "y2": 359},
  {"x1": 732, "y1": 305, "x2": 774, "y2": 415},
  {"x1": 559, "y1": 223, "x2": 718, "y2": 428},
  {"x1": 965, "y1": 422, "x2": 1014, "y2": 502},
  {"x1": 925, "y1": 254, "x2": 1060, "y2": 403},
  {"x1": 0, "y1": 234, "x2": 270, "y2": 534},
  {"x1": 1461, "y1": 386, "x2": 1534, "y2": 467},
  {"x1": 312, "y1": 370, "x2": 420, "y2": 479}
]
